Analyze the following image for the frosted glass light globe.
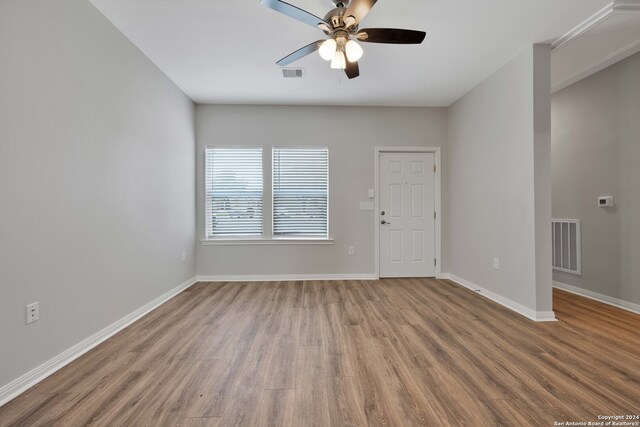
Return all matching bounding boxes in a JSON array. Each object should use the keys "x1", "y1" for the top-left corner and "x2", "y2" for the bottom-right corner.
[
  {"x1": 345, "y1": 40, "x2": 363, "y2": 62},
  {"x1": 319, "y1": 39, "x2": 337, "y2": 61},
  {"x1": 330, "y1": 51, "x2": 346, "y2": 69}
]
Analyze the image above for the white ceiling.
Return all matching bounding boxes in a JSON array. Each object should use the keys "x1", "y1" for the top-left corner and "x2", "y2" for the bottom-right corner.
[{"x1": 90, "y1": 0, "x2": 610, "y2": 106}]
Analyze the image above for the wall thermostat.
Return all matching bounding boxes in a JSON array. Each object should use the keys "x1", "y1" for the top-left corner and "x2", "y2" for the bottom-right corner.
[{"x1": 598, "y1": 196, "x2": 613, "y2": 208}]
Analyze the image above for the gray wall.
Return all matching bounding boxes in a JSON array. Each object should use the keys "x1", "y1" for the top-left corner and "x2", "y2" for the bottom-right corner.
[
  {"x1": 0, "y1": 0, "x2": 196, "y2": 389},
  {"x1": 195, "y1": 105, "x2": 447, "y2": 276},
  {"x1": 552, "y1": 51, "x2": 640, "y2": 305},
  {"x1": 446, "y1": 45, "x2": 553, "y2": 313}
]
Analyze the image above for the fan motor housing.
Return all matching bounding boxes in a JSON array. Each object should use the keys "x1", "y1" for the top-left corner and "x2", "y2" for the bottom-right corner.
[{"x1": 323, "y1": 7, "x2": 358, "y2": 34}]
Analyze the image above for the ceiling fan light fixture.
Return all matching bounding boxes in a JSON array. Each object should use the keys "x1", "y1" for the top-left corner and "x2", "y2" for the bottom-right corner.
[
  {"x1": 330, "y1": 50, "x2": 346, "y2": 69},
  {"x1": 345, "y1": 39, "x2": 363, "y2": 62},
  {"x1": 261, "y1": 0, "x2": 427, "y2": 79},
  {"x1": 318, "y1": 38, "x2": 337, "y2": 61}
]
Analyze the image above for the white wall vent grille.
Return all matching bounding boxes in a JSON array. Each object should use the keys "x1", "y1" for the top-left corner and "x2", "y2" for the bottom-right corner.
[
  {"x1": 552, "y1": 219, "x2": 582, "y2": 275},
  {"x1": 282, "y1": 68, "x2": 304, "y2": 78}
]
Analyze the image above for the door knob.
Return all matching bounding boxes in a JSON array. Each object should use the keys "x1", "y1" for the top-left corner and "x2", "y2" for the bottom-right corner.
[{"x1": 381, "y1": 220, "x2": 391, "y2": 225}]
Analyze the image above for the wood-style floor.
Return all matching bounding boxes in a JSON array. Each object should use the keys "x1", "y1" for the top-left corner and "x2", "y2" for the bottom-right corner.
[{"x1": 1, "y1": 279, "x2": 639, "y2": 426}]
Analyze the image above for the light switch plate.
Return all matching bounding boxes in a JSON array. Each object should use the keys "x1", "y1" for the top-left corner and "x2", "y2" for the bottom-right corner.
[
  {"x1": 360, "y1": 202, "x2": 374, "y2": 211},
  {"x1": 367, "y1": 189, "x2": 375, "y2": 199}
]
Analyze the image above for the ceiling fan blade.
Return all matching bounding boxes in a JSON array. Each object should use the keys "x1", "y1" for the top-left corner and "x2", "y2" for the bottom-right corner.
[
  {"x1": 345, "y1": 61, "x2": 360, "y2": 79},
  {"x1": 261, "y1": 0, "x2": 330, "y2": 29},
  {"x1": 276, "y1": 40, "x2": 324, "y2": 66},
  {"x1": 357, "y1": 28, "x2": 426, "y2": 44},
  {"x1": 344, "y1": 0, "x2": 378, "y2": 27}
]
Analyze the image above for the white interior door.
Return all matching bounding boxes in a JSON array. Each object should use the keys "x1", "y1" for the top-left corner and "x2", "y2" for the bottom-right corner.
[{"x1": 379, "y1": 152, "x2": 436, "y2": 278}]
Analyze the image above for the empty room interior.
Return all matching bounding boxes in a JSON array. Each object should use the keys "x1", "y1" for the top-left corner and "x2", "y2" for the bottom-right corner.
[{"x1": 1, "y1": 0, "x2": 639, "y2": 425}]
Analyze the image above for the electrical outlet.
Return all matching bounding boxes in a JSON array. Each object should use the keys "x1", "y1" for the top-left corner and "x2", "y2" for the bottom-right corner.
[
  {"x1": 493, "y1": 258, "x2": 500, "y2": 270},
  {"x1": 348, "y1": 246, "x2": 355, "y2": 256},
  {"x1": 26, "y1": 302, "x2": 39, "y2": 324},
  {"x1": 181, "y1": 251, "x2": 187, "y2": 263}
]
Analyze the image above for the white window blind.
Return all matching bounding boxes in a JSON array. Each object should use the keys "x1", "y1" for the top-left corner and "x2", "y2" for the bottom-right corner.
[
  {"x1": 205, "y1": 147, "x2": 263, "y2": 238},
  {"x1": 272, "y1": 147, "x2": 328, "y2": 238}
]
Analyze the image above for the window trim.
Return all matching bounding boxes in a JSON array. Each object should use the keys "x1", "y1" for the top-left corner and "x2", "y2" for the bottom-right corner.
[{"x1": 200, "y1": 237, "x2": 334, "y2": 246}]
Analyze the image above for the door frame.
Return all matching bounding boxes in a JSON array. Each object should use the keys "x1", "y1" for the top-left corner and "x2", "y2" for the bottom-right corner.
[{"x1": 374, "y1": 147, "x2": 442, "y2": 279}]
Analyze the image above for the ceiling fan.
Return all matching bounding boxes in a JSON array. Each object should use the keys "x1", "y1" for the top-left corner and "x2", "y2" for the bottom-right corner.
[{"x1": 260, "y1": 0, "x2": 426, "y2": 79}]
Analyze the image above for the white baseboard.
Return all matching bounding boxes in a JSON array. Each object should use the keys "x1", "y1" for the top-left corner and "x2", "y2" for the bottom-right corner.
[
  {"x1": 442, "y1": 273, "x2": 557, "y2": 322},
  {"x1": 196, "y1": 274, "x2": 378, "y2": 282},
  {"x1": 553, "y1": 281, "x2": 640, "y2": 315},
  {"x1": 0, "y1": 276, "x2": 198, "y2": 408}
]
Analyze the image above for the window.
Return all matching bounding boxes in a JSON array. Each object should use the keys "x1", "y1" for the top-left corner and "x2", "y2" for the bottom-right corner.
[
  {"x1": 203, "y1": 146, "x2": 330, "y2": 242},
  {"x1": 272, "y1": 147, "x2": 328, "y2": 238},
  {"x1": 205, "y1": 147, "x2": 263, "y2": 238}
]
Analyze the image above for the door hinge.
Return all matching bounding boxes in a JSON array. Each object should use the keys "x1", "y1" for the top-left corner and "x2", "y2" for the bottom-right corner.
[
  {"x1": 433, "y1": 164, "x2": 436, "y2": 173},
  {"x1": 434, "y1": 258, "x2": 437, "y2": 266},
  {"x1": 434, "y1": 211, "x2": 436, "y2": 220}
]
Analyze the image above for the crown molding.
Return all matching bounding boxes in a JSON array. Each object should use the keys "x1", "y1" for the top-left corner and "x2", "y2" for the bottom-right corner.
[
  {"x1": 552, "y1": 3, "x2": 614, "y2": 50},
  {"x1": 552, "y1": 1, "x2": 640, "y2": 50},
  {"x1": 612, "y1": 0, "x2": 640, "y2": 12}
]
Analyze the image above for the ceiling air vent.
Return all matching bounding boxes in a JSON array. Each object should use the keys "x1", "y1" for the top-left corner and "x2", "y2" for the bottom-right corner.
[{"x1": 282, "y1": 68, "x2": 304, "y2": 78}]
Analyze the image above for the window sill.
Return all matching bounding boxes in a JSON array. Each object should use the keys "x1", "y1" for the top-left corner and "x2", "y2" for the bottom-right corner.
[{"x1": 200, "y1": 238, "x2": 334, "y2": 246}]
